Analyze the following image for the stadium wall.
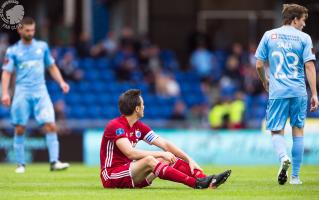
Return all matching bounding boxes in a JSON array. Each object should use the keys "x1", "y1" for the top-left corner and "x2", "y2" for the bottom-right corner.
[
  {"x1": 84, "y1": 128, "x2": 319, "y2": 166},
  {"x1": 1, "y1": 120, "x2": 318, "y2": 165}
]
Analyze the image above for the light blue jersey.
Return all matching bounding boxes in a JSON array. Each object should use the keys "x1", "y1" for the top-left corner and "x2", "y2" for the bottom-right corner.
[
  {"x1": 2, "y1": 39, "x2": 54, "y2": 90},
  {"x1": 255, "y1": 25, "x2": 316, "y2": 99},
  {"x1": 2, "y1": 39, "x2": 55, "y2": 125}
]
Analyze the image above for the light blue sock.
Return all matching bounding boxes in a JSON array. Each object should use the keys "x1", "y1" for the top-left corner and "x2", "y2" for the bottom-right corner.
[
  {"x1": 45, "y1": 133, "x2": 59, "y2": 163},
  {"x1": 292, "y1": 136, "x2": 304, "y2": 178},
  {"x1": 271, "y1": 134, "x2": 287, "y2": 161},
  {"x1": 13, "y1": 134, "x2": 25, "y2": 165}
]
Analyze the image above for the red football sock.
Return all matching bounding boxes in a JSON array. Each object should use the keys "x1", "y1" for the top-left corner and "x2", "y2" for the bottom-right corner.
[
  {"x1": 171, "y1": 159, "x2": 206, "y2": 178},
  {"x1": 153, "y1": 162, "x2": 196, "y2": 188}
]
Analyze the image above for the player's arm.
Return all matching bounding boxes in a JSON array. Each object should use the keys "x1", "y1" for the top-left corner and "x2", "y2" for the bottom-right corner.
[
  {"x1": 1, "y1": 70, "x2": 12, "y2": 106},
  {"x1": 1, "y1": 48, "x2": 15, "y2": 107},
  {"x1": 152, "y1": 137, "x2": 202, "y2": 173},
  {"x1": 256, "y1": 59, "x2": 269, "y2": 92},
  {"x1": 115, "y1": 138, "x2": 176, "y2": 163},
  {"x1": 305, "y1": 61, "x2": 318, "y2": 112},
  {"x1": 48, "y1": 64, "x2": 70, "y2": 93}
]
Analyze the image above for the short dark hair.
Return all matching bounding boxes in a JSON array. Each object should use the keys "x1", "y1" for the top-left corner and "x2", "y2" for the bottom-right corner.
[
  {"x1": 282, "y1": 4, "x2": 308, "y2": 25},
  {"x1": 20, "y1": 17, "x2": 35, "y2": 27},
  {"x1": 118, "y1": 89, "x2": 142, "y2": 115}
]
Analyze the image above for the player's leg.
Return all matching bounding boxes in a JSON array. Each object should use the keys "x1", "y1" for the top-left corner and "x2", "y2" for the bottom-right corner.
[
  {"x1": 42, "y1": 123, "x2": 69, "y2": 170},
  {"x1": 33, "y1": 92, "x2": 69, "y2": 171},
  {"x1": 289, "y1": 96, "x2": 307, "y2": 184},
  {"x1": 131, "y1": 155, "x2": 199, "y2": 188},
  {"x1": 272, "y1": 129, "x2": 291, "y2": 185},
  {"x1": 171, "y1": 158, "x2": 206, "y2": 178},
  {"x1": 266, "y1": 98, "x2": 290, "y2": 184},
  {"x1": 13, "y1": 125, "x2": 26, "y2": 173},
  {"x1": 271, "y1": 129, "x2": 290, "y2": 162},
  {"x1": 130, "y1": 156, "x2": 230, "y2": 189},
  {"x1": 134, "y1": 158, "x2": 206, "y2": 187},
  {"x1": 129, "y1": 156, "x2": 158, "y2": 185},
  {"x1": 11, "y1": 92, "x2": 31, "y2": 173},
  {"x1": 130, "y1": 157, "x2": 173, "y2": 188},
  {"x1": 290, "y1": 127, "x2": 304, "y2": 184}
]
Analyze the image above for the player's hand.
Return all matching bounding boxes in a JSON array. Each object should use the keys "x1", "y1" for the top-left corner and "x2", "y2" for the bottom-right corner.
[
  {"x1": 262, "y1": 79, "x2": 269, "y2": 92},
  {"x1": 1, "y1": 92, "x2": 11, "y2": 107},
  {"x1": 161, "y1": 152, "x2": 177, "y2": 164},
  {"x1": 60, "y1": 81, "x2": 70, "y2": 94},
  {"x1": 310, "y1": 95, "x2": 319, "y2": 112},
  {"x1": 188, "y1": 159, "x2": 202, "y2": 175}
]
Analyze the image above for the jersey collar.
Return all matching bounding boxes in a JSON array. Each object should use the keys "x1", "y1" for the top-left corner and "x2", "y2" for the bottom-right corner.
[
  {"x1": 119, "y1": 115, "x2": 138, "y2": 128},
  {"x1": 18, "y1": 39, "x2": 35, "y2": 47}
]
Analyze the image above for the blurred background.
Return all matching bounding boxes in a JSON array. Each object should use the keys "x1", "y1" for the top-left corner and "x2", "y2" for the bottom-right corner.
[{"x1": 0, "y1": 0, "x2": 319, "y2": 165}]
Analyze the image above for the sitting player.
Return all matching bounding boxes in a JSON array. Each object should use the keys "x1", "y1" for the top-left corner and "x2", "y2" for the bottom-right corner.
[{"x1": 100, "y1": 89, "x2": 231, "y2": 189}]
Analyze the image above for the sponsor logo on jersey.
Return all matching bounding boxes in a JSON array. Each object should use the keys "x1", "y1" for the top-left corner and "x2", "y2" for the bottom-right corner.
[
  {"x1": 115, "y1": 128, "x2": 125, "y2": 136},
  {"x1": 135, "y1": 130, "x2": 141, "y2": 138}
]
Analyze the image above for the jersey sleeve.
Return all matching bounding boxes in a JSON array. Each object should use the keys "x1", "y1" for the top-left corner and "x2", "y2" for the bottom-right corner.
[
  {"x1": 138, "y1": 122, "x2": 159, "y2": 144},
  {"x1": 44, "y1": 43, "x2": 55, "y2": 68},
  {"x1": 255, "y1": 32, "x2": 269, "y2": 62},
  {"x1": 302, "y1": 34, "x2": 316, "y2": 63},
  {"x1": 2, "y1": 47, "x2": 15, "y2": 73},
  {"x1": 104, "y1": 122, "x2": 128, "y2": 142}
]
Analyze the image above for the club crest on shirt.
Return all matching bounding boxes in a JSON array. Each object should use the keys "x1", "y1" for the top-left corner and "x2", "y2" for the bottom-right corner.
[
  {"x1": 271, "y1": 34, "x2": 277, "y2": 39},
  {"x1": 115, "y1": 128, "x2": 125, "y2": 136},
  {"x1": 36, "y1": 48, "x2": 43, "y2": 55},
  {"x1": 135, "y1": 130, "x2": 141, "y2": 138}
]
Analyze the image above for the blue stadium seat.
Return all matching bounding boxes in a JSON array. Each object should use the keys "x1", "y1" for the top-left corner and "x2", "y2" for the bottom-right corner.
[
  {"x1": 175, "y1": 71, "x2": 200, "y2": 83},
  {"x1": 100, "y1": 105, "x2": 119, "y2": 119},
  {"x1": 252, "y1": 106, "x2": 266, "y2": 119},
  {"x1": 65, "y1": 93, "x2": 80, "y2": 105},
  {"x1": 90, "y1": 82, "x2": 106, "y2": 93},
  {"x1": 160, "y1": 49, "x2": 179, "y2": 71},
  {"x1": 46, "y1": 81, "x2": 60, "y2": 93},
  {"x1": 77, "y1": 82, "x2": 91, "y2": 93},
  {"x1": 86, "y1": 106, "x2": 102, "y2": 119},
  {"x1": 308, "y1": 109, "x2": 319, "y2": 118},
  {"x1": 96, "y1": 93, "x2": 112, "y2": 105},
  {"x1": 97, "y1": 69, "x2": 115, "y2": 81},
  {"x1": 80, "y1": 58, "x2": 95, "y2": 70},
  {"x1": 213, "y1": 50, "x2": 228, "y2": 69},
  {"x1": 0, "y1": 106, "x2": 10, "y2": 118},
  {"x1": 254, "y1": 94, "x2": 268, "y2": 107},
  {"x1": 85, "y1": 71, "x2": 99, "y2": 81},
  {"x1": 96, "y1": 58, "x2": 110, "y2": 69},
  {"x1": 80, "y1": 94, "x2": 96, "y2": 105},
  {"x1": 68, "y1": 106, "x2": 86, "y2": 119}
]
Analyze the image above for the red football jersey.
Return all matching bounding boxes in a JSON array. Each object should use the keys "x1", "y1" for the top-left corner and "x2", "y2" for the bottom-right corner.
[{"x1": 100, "y1": 116, "x2": 159, "y2": 170}]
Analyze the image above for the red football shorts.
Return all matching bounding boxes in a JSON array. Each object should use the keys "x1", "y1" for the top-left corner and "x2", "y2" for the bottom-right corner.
[{"x1": 100, "y1": 162, "x2": 151, "y2": 188}]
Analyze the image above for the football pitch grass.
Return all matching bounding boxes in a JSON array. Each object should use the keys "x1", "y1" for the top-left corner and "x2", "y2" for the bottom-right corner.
[{"x1": 0, "y1": 164, "x2": 318, "y2": 200}]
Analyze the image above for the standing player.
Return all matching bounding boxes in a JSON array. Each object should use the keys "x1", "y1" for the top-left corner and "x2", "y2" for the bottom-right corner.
[
  {"x1": 100, "y1": 89, "x2": 231, "y2": 189},
  {"x1": 1, "y1": 17, "x2": 70, "y2": 173},
  {"x1": 255, "y1": 4, "x2": 318, "y2": 185}
]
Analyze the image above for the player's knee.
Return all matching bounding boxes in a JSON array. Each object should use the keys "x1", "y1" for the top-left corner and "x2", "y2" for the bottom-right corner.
[
  {"x1": 43, "y1": 123, "x2": 57, "y2": 132},
  {"x1": 156, "y1": 158, "x2": 170, "y2": 165},
  {"x1": 271, "y1": 130, "x2": 283, "y2": 135},
  {"x1": 15, "y1": 126, "x2": 25, "y2": 135},
  {"x1": 144, "y1": 156, "x2": 158, "y2": 168}
]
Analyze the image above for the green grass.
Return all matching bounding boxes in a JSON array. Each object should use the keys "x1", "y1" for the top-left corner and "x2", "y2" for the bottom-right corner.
[{"x1": 0, "y1": 164, "x2": 318, "y2": 200}]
